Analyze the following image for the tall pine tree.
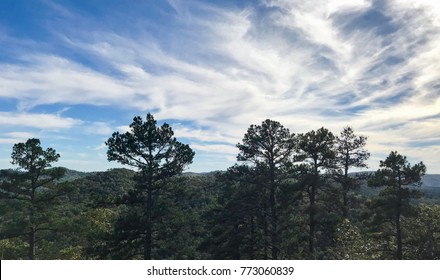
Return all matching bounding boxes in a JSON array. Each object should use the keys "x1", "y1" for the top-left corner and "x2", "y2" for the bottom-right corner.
[
  {"x1": 295, "y1": 127, "x2": 336, "y2": 258},
  {"x1": 334, "y1": 126, "x2": 370, "y2": 219},
  {"x1": 237, "y1": 119, "x2": 295, "y2": 259},
  {"x1": 0, "y1": 139, "x2": 66, "y2": 259},
  {"x1": 369, "y1": 151, "x2": 426, "y2": 259},
  {"x1": 106, "y1": 114, "x2": 194, "y2": 259}
]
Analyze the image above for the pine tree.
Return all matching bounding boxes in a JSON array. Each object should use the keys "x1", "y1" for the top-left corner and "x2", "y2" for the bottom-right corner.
[
  {"x1": 295, "y1": 127, "x2": 336, "y2": 258},
  {"x1": 106, "y1": 114, "x2": 194, "y2": 259},
  {"x1": 369, "y1": 151, "x2": 426, "y2": 259},
  {"x1": 0, "y1": 138, "x2": 66, "y2": 259},
  {"x1": 334, "y1": 126, "x2": 370, "y2": 219},
  {"x1": 237, "y1": 119, "x2": 295, "y2": 260}
]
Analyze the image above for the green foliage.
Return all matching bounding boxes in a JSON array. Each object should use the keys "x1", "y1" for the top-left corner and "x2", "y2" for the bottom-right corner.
[
  {"x1": 102, "y1": 174, "x2": 214, "y2": 259},
  {"x1": 334, "y1": 127, "x2": 370, "y2": 218},
  {"x1": 368, "y1": 151, "x2": 426, "y2": 259},
  {"x1": 10, "y1": 138, "x2": 60, "y2": 171},
  {"x1": 335, "y1": 127, "x2": 370, "y2": 170},
  {"x1": 0, "y1": 237, "x2": 27, "y2": 259},
  {"x1": 106, "y1": 114, "x2": 194, "y2": 175},
  {"x1": 404, "y1": 204, "x2": 440, "y2": 259},
  {"x1": 295, "y1": 127, "x2": 336, "y2": 170},
  {"x1": 202, "y1": 165, "x2": 270, "y2": 259},
  {"x1": 0, "y1": 139, "x2": 68, "y2": 260},
  {"x1": 295, "y1": 127, "x2": 337, "y2": 258},
  {"x1": 153, "y1": 176, "x2": 212, "y2": 259},
  {"x1": 105, "y1": 114, "x2": 194, "y2": 259},
  {"x1": 237, "y1": 119, "x2": 295, "y2": 169},
  {"x1": 329, "y1": 219, "x2": 375, "y2": 260},
  {"x1": 1, "y1": 122, "x2": 438, "y2": 260},
  {"x1": 236, "y1": 119, "x2": 295, "y2": 260}
]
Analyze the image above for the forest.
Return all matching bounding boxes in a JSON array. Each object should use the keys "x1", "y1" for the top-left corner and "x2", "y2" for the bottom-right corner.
[{"x1": 1, "y1": 114, "x2": 439, "y2": 260}]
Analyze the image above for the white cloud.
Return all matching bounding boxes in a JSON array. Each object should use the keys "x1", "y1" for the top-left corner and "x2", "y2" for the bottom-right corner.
[
  {"x1": 1, "y1": 0, "x2": 439, "y2": 172},
  {"x1": 0, "y1": 112, "x2": 81, "y2": 129},
  {"x1": 172, "y1": 124, "x2": 238, "y2": 144},
  {"x1": 0, "y1": 138, "x2": 23, "y2": 144},
  {"x1": 85, "y1": 122, "x2": 114, "y2": 136},
  {"x1": 0, "y1": 55, "x2": 136, "y2": 110},
  {"x1": 190, "y1": 143, "x2": 237, "y2": 155},
  {"x1": 0, "y1": 132, "x2": 37, "y2": 146},
  {"x1": 4, "y1": 131, "x2": 35, "y2": 139}
]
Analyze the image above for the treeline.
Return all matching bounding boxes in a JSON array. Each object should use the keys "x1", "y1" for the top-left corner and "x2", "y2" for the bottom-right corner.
[{"x1": 1, "y1": 114, "x2": 439, "y2": 260}]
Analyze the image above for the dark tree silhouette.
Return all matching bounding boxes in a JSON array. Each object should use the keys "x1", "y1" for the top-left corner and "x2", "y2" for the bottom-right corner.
[
  {"x1": 369, "y1": 151, "x2": 426, "y2": 259},
  {"x1": 237, "y1": 119, "x2": 295, "y2": 260},
  {"x1": 105, "y1": 114, "x2": 194, "y2": 259},
  {"x1": 0, "y1": 138, "x2": 65, "y2": 260},
  {"x1": 335, "y1": 126, "x2": 370, "y2": 218},
  {"x1": 295, "y1": 127, "x2": 336, "y2": 258}
]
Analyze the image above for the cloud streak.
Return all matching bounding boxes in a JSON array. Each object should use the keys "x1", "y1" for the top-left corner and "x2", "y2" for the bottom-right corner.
[
  {"x1": 0, "y1": 0, "x2": 439, "y2": 172},
  {"x1": 0, "y1": 112, "x2": 81, "y2": 129}
]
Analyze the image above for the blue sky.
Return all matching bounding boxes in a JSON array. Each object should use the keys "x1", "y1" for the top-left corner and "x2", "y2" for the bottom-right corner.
[{"x1": 0, "y1": 0, "x2": 439, "y2": 173}]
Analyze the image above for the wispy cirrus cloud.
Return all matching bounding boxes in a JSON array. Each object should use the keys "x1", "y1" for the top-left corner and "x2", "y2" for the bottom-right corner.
[
  {"x1": 0, "y1": 55, "x2": 135, "y2": 111},
  {"x1": 0, "y1": 132, "x2": 36, "y2": 144},
  {"x1": 0, "y1": 111, "x2": 81, "y2": 129},
  {"x1": 0, "y1": 0, "x2": 439, "y2": 172}
]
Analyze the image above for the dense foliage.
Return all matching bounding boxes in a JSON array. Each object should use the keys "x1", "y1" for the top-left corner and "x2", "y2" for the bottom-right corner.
[{"x1": 1, "y1": 116, "x2": 439, "y2": 260}]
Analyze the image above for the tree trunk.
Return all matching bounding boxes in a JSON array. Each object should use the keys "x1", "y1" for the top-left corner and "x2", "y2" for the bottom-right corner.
[
  {"x1": 250, "y1": 215, "x2": 255, "y2": 259},
  {"x1": 262, "y1": 193, "x2": 269, "y2": 260},
  {"x1": 342, "y1": 163, "x2": 349, "y2": 219},
  {"x1": 29, "y1": 184, "x2": 36, "y2": 260},
  {"x1": 396, "y1": 173, "x2": 403, "y2": 260},
  {"x1": 144, "y1": 179, "x2": 153, "y2": 260},
  {"x1": 308, "y1": 184, "x2": 316, "y2": 259},
  {"x1": 270, "y1": 183, "x2": 278, "y2": 260},
  {"x1": 342, "y1": 189, "x2": 348, "y2": 219},
  {"x1": 396, "y1": 212, "x2": 402, "y2": 260},
  {"x1": 269, "y1": 162, "x2": 278, "y2": 260},
  {"x1": 308, "y1": 162, "x2": 319, "y2": 259},
  {"x1": 28, "y1": 227, "x2": 35, "y2": 260}
]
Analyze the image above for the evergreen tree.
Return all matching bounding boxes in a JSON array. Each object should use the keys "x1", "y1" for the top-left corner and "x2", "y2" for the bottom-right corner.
[
  {"x1": 295, "y1": 127, "x2": 336, "y2": 258},
  {"x1": 334, "y1": 126, "x2": 370, "y2": 218},
  {"x1": 0, "y1": 139, "x2": 66, "y2": 259},
  {"x1": 237, "y1": 119, "x2": 295, "y2": 260},
  {"x1": 105, "y1": 114, "x2": 194, "y2": 259},
  {"x1": 369, "y1": 151, "x2": 426, "y2": 259}
]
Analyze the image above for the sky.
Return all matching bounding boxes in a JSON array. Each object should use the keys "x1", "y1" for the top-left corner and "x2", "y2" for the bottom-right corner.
[{"x1": 0, "y1": 0, "x2": 439, "y2": 173}]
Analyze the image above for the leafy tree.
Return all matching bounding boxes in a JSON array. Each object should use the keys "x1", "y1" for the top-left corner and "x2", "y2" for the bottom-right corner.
[
  {"x1": 105, "y1": 114, "x2": 194, "y2": 259},
  {"x1": 0, "y1": 139, "x2": 66, "y2": 259},
  {"x1": 334, "y1": 126, "x2": 370, "y2": 218},
  {"x1": 295, "y1": 127, "x2": 336, "y2": 258},
  {"x1": 369, "y1": 151, "x2": 426, "y2": 259},
  {"x1": 237, "y1": 119, "x2": 295, "y2": 260}
]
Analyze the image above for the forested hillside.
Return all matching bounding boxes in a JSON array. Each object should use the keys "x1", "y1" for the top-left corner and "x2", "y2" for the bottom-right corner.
[
  {"x1": 1, "y1": 116, "x2": 439, "y2": 260},
  {"x1": 1, "y1": 168, "x2": 439, "y2": 260}
]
